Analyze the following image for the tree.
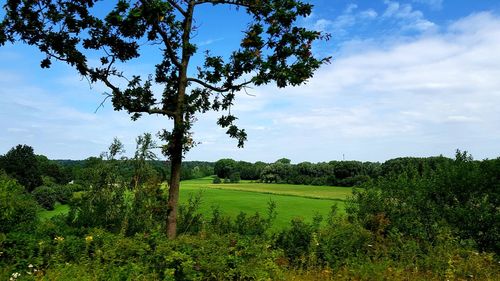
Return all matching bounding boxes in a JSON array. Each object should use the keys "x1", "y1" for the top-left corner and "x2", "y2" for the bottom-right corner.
[
  {"x1": 214, "y1": 158, "x2": 237, "y2": 179},
  {"x1": 132, "y1": 133, "x2": 158, "y2": 188},
  {"x1": 0, "y1": 144, "x2": 42, "y2": 191},
  {"x1": 1, "y1": 0, "x2": 329, "y2": 238}
]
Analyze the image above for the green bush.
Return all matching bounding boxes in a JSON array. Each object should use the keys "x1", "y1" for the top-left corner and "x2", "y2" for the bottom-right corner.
[
  {"x1": 53, "y1": 185, "x2": 73, "y2": 204},
  {"x1": 275, "y1": 218, "x2": 318, "y2": 267},
  {"x1": 229, "y1": 172, "x2": 241, "y2": 183},
  {"x1": 32, "y1": 186, "x2": 57, "y2": 210},
  {"x1": 0, "y1": 172, "x2": 38, "y2": 232},
  {"x1": 212, "y1": 175, "x2": 221, "y2": 184}
]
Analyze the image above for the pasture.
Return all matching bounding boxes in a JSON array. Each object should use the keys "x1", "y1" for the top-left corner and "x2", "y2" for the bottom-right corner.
[
  {"x1": 40, "y1": 177, "x2": 352, "y2": 229},
  {"x1": 179, "y1": 177, "x2": 350, "y2": 229}
]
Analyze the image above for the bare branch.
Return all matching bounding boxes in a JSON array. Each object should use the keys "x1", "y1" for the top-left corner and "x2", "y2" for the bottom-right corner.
[{"x1": 94, "y1": 92, "x2": 113, "y2": 113}]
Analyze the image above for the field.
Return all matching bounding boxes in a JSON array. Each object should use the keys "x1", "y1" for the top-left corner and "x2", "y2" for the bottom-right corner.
[
  {"x1": 180, "y1": 177, "x2": 350, "y2": 229},
  {"x1": 41, "y1": 177, "x2": 352, "y2": 229}
]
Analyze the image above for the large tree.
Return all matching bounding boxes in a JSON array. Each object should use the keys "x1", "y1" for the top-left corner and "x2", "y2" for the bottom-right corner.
[
  {"x1": 1, "y1": 0, "x2": 329, "y2": 238},
  {"x1": 0, "y1": 144, "x2": 43, "y2": 191}
]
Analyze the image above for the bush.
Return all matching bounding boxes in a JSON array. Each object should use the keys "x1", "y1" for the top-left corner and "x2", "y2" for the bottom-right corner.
[
  {"x1": 0, "y1": 172, "x2": 38, "y2": 232},
  {"x1": 53, "y1": 185, "x2": 73, "y2": 204},
  {"x1": 212, "y1": 176, "x2": 221, "y2": 184},
  {"x1": 275, "y1": 218, "x2": 318, "y2": 267},
  {"x1": 229, "y1": 172, "x2": 241, "y2": 183},
  {"x1": 32, "y1": 186, "x2": 57, "y2": 210}
]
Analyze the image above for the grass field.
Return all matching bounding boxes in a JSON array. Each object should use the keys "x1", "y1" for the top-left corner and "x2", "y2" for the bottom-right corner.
[
  {"x1": 40, "y1": 177, "x2": 353, "y2": 229},
  {"x1": 179, "y1": 177, "x2": 350, "y2": 229},
  {"x1": 38, "y1": 203, "x2": 70, "y2": 220}
]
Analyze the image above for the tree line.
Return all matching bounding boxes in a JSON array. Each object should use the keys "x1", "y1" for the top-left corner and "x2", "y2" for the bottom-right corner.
[{"x1": 214, "y1": 156, "x2": 455, "y2": 187}]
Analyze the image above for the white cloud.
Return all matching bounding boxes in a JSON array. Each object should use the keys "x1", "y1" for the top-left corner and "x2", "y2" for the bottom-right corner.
[
  {"x1": 383, "y1": 0, "x2": 436, "y2": 32},
  {"x1": 359, "y1": 9, "x2": 378, "y2": 19},
  {"x1": 212, "y1": 11, "x2": 500, "y2": 161},
  {"x1": 313, "y1": 4, "x2": 378, "y2": 36},
  {"x1": 413, "y1": 0, "x2": 443, "y2": 10},
  {"x1": 1, "y1": 12, "x2": 500, "y2": 162}
]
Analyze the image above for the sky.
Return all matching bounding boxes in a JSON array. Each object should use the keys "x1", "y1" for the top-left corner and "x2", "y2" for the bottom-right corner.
[{"x1": 1, "y1": 0, "x2": 500, "y2": 163}]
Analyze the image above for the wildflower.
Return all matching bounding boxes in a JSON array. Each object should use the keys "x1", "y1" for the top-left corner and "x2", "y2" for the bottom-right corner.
[
  {"x1": 54, "y1": 236, "x2": 64, "y2": 242},
  {"x1": 10, "y1": 272, "x2": 21, "y2": 280},
  {"x1": 28, "y1": 264, "x2": 33, "y2": 268},
  {"x1": 85, "y1": 235, "x2": 93, "y2": 243}
]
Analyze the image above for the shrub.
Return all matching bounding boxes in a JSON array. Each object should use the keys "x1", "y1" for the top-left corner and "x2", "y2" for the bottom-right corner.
[
  {"x1": 53, "y1": 185, "x2": 73, "y2": 204},
  {"x1": 0, "y1": 172, "x2": 38, "y2": 232},
  {"x1": 229, "y1": 172, "x2": 241, "y2": 183},
  {"x1": 275, "y1": 218, "x2": 317, "y2": 267},
  {"x1": 32, "y1": 186, "x2": 57, "y2": 210},
  {"x1": 212, "y1": 176, "x2": 221, "y2": 184}
]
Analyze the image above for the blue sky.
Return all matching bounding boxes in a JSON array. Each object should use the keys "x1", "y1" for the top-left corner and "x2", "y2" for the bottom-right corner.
[{"x1": 1, "y1": 0, "x2": 500, "y2": 162}]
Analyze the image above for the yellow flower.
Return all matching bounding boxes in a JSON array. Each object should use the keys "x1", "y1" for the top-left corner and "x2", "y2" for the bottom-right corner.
[
  {"x1": 85, "y1": 235, "x2": 93, "y2": 243},
  {"x1": 54, "y1": 236, "x2": 64, "y2": 242}
]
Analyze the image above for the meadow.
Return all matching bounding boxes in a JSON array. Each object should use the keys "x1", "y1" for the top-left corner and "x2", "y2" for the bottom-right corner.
[
  {"x1": 40, "y1": 177, "x2": 350, "y2": 229},
  {"x1": 179, "y1": 177, "x2": 349, "y2": 229}
]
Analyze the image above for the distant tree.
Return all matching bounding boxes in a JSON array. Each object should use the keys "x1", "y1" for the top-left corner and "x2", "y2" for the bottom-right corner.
[
  {"x1": 214, "y1": 158, "x2": 237, "y2": 179},
  {"x1": 1, "y1": 0, "x2": 329, "y2": 238},
  {"x1": 37, "y1": 155, "x2": 72, "y2": 184},
  {"x1": 229, "y1": 172, "x2": 241, "y2": 183},
  {"x1": 275, "y1": 158, "x2": 292, "y2": 165},
  {"x1": 0, "y1": 145, "x2": 42, "y2": 191}
]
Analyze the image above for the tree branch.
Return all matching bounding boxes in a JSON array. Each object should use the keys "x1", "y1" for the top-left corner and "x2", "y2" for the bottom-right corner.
[
  {"x1": 167, "y1": 0, "x2": 187, "y2": 16},
  {"x1": 187, "y1": 77, "x2": 253, "y2": 93},
  {"x1": 194, "y1": 0, "x2": 257, "y2": 8},
  {"x1": 152, "y1": 21, "x2": 182, "y2": 69}
]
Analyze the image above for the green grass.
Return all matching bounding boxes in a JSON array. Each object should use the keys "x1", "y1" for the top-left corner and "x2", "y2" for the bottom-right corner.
[
  {"x1": 38, "y1": 203, "x2": 70, "y2": 220},
  {"x1": 38, "y1": 177, "x2": 352, "y2": 229},
  {"x1": 179, "y1": 177, "x2": 350, "y2": 229},
  {"x1": 185, "y1": 177, "x2": 353, "y2": 200}
]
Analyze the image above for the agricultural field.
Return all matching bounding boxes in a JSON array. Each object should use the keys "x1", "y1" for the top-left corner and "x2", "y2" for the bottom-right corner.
[
  {"x1": 179, "y1": 177, "x2": 350, "y2": 229},
  {"x1": 40, "y1": 177, "x2": 351, "y2": 229}
]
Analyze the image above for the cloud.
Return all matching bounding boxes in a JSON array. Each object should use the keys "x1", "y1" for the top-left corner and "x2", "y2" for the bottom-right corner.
[
  {"x1": 413, "y1": 0, "x2": 443, "y2": 10},
  {"x1": 1, "y1": 12, "x2": 500, "y2": 162},
  {"x1": 216, "y1": 11, "x2": 500, "y2": 161},
  {"x1": 383, "y1": 0, "x2": 436, "y2": 32},
  {"x1": 313, "y1": 3, "x2": 378, "y2": 36}
]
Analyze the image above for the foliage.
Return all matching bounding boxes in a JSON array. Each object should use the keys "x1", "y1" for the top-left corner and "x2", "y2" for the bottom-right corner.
[
  {"x1": 258, "y1": 159, "x2": 380, "y2": 186},
  {"x1": 52, "y1": 185, "x2": 74, "y2": 205},
  {"x1": 36, "y1": 155, "x2": 72, "y2": 185},
  {"x1": 212, "y1": 175, "x2": 221, "y2": 184},
  {"x1": 348, "y1": 151, "x2": 500, "y2": 254},
  {"x1": 0, "y1": 144, "x2": 42, "y2": 191},
  {"x1": 131, "y1": 133, "x2": 159, "y2": 189},
  {"x1": 214, "y1": 158, "x2": 237, "y2": 179},
  {"x1": 2, "y1": 153, "x2": 500, "y2": 280},
  {"x1": 0, "y1": 172, "x2": 38, "y2": 233},
  {"x1": 32, "y1": 186, "x2": 57, "y2": 210},
  {"x1": 229, "y1": 172, "x2": 241, "y2": 183}
]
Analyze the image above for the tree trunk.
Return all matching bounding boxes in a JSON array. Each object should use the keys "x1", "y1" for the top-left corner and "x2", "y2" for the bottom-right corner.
[
  {"x1": 166, "y1": 0, "x2": 195, "y2": 239},
  {"x1": 166, "y1": 121, "x2": 184, "y2": 239}
]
